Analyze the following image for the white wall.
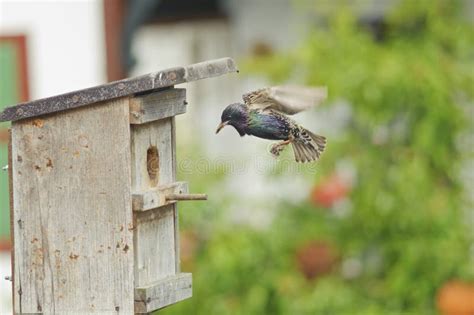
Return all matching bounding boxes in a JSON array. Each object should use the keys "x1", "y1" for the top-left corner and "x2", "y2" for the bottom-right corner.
[{"x1": 0, "y1": 0, "x2": 106, "y2": 100}]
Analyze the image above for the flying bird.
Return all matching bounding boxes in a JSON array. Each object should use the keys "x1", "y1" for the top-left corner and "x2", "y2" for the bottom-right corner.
[{"x1": 216, "y1": 85, "x2": 327, "y2": 163}]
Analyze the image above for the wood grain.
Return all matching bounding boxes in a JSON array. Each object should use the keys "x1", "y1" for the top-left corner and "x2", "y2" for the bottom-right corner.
[
  {"x1": 166, "y1": 193, "x2": 207, "y2": 201},
  {"x1": 11, "y1": 98, "x2": 134, "y2": 314},
  {"x1": 134, "y1": 273, "x2": 192, "y2": 313},
  {"x1": 8, "y1": 129, "x2": 16, "y2": 312},
  {"x1": 129, "y1": 88, "x2": 187, "y2": 124},
  {"x1": 132, "y1": 181, "x2": 189, "y2": 212},
  {"x1": 134, "y1": 205, "x2": 177, "y2": 288},
  {"x1": 130, "y1": 118, "x2": 173, "y2": 192},
  {"x1": 171, "y1": 117, "x2": 180, "y2": 274},
  {"x1": 131, "y1": 116, "x2": 180, "y2": 299}
]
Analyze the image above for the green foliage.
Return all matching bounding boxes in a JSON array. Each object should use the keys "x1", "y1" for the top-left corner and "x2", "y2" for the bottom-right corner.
[{"x1": 162, "y1": 1, "x2": 473, "y2": 314}]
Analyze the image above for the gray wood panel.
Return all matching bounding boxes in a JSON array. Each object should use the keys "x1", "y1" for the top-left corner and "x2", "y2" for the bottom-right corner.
[
  {"x1": 130, "y1": 118, "x2": 173, "y2": 192},
  {"x1": 129, "y1": 88, "x2": 187, "y2": 124},
  {"x1": 133, "y1": 205, "x2": 176, "y2": 288},
  {"x1": 134, "y1": 273, "x2": 192, "y2": 313},
  {"x1": 11, "y1": 99, "x2": 134, "y2": 314},
  {"x1": 170, "y1": 117, "x2": 180, "y2": 274},
  {"x1": 8, "y1": 130, "x2": 16, "y2": 312},
  {"x1": 131, "y1": 116, "x2": 178, "y2": 291}
]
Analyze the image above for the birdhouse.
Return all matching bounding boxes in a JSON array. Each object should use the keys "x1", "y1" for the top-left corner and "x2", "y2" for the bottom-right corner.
[{"x1": 0, "y1": 58, "x2": 237, "y2": 314}]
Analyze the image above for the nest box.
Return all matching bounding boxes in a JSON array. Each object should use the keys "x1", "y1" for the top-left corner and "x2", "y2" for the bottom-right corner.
[{"x1": 0, "y1": 58, "x2": 237, "y2": 314}]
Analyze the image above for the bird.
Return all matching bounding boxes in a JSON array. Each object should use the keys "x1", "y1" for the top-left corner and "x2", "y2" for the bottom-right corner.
[{"x1": 216, "y1": 85, "x2": 327, "y2": 163}]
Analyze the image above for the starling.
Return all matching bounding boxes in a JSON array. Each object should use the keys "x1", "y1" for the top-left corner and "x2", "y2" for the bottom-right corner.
[{"x1": 216, "y1": 85, "x2": 327, "y2": 163}]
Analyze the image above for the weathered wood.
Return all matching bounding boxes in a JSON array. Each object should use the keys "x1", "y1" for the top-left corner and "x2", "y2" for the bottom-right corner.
[
  {"x1": 134, "y1": 205, "x2": 177, "y2": 288},
  {"x1": 11, "y1": 99, "x2": 134, "y2": 314},
  {"x1": 130, "y1": 118, "x2": 173, "y2": 192},
  {"x1": 171, "y1": 117, "x2": 180, "y2": 274},
  {"x1": 8, "y1": 129, "x2": 16, "y2": 312},
  {"x1": 134, "y1": 273, "x2": 192, "y2": 313},
  {"x1": 3, "y1": 57, "x2": 242, "y2": 314},
  {"x1": 0, "y1": 57, "x2": 237, "y2": 122},
  {"x1": 132, "y1": 182, "x2": 188, "y2": 211},
  {"x1": 166, "y1": 193, "x2": 207, "y2": 201},
  {"x1": 130, "y1": 107, "x2": 190, "y2": 310},
  {"x1": 129, "y1": 88, "x2": 187, "y2": 124}
]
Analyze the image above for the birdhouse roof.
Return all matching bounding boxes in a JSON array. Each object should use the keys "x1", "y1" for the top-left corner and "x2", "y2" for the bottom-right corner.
[{"x1": 0, "y1": 57, "x2": 237, "y2": 122}]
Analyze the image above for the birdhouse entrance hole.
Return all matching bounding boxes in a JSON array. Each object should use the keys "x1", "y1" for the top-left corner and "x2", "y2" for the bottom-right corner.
[{"x1": 147, "y1": 145, "x2": 159, "y2": 185}]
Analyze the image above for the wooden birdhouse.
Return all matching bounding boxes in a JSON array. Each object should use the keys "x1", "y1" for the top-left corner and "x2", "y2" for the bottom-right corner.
[{"x1": 0, "y1": 58, "x2": 237, "y2": 314}]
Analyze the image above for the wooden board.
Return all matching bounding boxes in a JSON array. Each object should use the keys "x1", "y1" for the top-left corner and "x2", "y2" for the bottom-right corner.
[
  {"x1": 8, "y1": 129, "x2": 15, "y2": 310},
  {"x1": 130, "y1": 118, "x2": 173, "y2": 192},
  {"x1": 170, "y1": 117, "x2": 180, "y2": 274},
  {"x1": 11, "y1": 99, "x2": 134, "y2": 314},
  {"x1": 129, "y1": 88, "x2": 186, "y2": 124},
  {"x1": 133, "y1": 205, "x2": 177, "y2": 289},
  {"x1": 132, "y1": 181, "x2": 188, "y2": 211},
  {"x1": 131, "y1": 116, "x2": 178, "y2": 291},
  {"x1": 134, "y1": 273, "x2": 192, "y2": 313}
]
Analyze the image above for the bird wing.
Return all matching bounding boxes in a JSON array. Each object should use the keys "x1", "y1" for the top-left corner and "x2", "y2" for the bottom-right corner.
[{"x1": 242, "y1": 85, "x2": 327, "y2": 115}]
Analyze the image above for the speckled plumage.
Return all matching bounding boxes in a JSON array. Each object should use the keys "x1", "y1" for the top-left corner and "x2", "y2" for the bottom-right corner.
[
  {"x1": 216, "y1": 86, "x2": 327, "y2": 163},
  {"x1": 247, "y1": 109, "x2": 290, "y2": 140}
]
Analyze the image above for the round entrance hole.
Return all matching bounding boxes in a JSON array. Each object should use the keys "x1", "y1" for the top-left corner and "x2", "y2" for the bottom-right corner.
[{"x1": 146, "y1": 146, "x2": 159, "y2": 186}]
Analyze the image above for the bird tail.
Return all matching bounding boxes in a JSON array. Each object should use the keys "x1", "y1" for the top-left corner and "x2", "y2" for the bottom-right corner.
[{"x1": 291, "y1": 130, "x2": 326, "y2": 163}]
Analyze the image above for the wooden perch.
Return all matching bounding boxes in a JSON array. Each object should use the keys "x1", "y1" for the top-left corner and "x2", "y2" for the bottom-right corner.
[
  {"x1": 165, "y1": 193, "x2": 207, "y2": 201},
  {"x1": 132, "y1": 182, "x2": 207, "y2": 211}
]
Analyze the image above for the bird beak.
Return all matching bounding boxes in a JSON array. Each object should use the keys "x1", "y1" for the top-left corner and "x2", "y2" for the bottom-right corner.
[{"x1": 215, "y1": 121, "x2": 229, "y2": 134}]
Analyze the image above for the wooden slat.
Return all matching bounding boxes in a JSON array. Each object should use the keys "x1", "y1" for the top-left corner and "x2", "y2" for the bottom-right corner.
[
  {"x1": 132, "y1": 182, "x2": 188, "y2": 211},
  {"x1": 130, "y1": 118, "x2": 173, "y2": 192},
  {"x1": 134, "y1": 205, "x2": 176, "y2": 288},
  {"x1": 131, "y1": 116, "x2": 178, "y2": 290},
  {"x1": 129, "y1": 88, "x2": 186, "y2": 124},
  {"x1": 8, "y1": 129, "x2": 16, "y2": 312},
  {"x1": 11, "y1": 99, "x2": 134, "y2": 314},
  {"x1": 134, "y1": 273, "x2": 192, "y2": 313},
  {"x1": 171, "y1": 117, "x2": 180, "y2": 274}
]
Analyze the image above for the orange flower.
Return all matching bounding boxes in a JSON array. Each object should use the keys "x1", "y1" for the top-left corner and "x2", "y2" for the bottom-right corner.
[
  {"x1": 436, "y1": 281, "x2": 474, "y2": 315},
  {"x1": 310, "y1": 175, "x2": 349, "y2": 208},
  {"x1": 295, "y1": 240, "x2": 338, "y2": 280}
]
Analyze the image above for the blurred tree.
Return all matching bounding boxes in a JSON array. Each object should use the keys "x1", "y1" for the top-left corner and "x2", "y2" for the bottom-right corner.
[{"x1": 160, "y1": 0, "x2": 474, "y2": 314}]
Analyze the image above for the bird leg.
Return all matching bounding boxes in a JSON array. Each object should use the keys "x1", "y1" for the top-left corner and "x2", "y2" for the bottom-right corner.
[{"x1": 270, "y1": 140, "x2": 291, "y2": 157}]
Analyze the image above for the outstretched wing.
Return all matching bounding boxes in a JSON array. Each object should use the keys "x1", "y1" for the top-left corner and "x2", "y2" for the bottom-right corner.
[{"x1": 243, "y1": 85, "x2": 327, "y2": 115}]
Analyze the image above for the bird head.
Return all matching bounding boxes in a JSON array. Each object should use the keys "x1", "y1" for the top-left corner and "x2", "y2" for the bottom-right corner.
[{"x1": 216, "y1": 103, "x2": 248, "y2": 136}]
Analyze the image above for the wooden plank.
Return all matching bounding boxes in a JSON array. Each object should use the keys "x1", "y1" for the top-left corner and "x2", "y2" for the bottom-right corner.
[
  {"x1": 134, "y1": 205, "x2": 176, "y2": 288},
  {"x1": 11, "y1": 98, "x2": 134, "y2": 314},
  {"x1": 171, "y1": 117, "x2": 180, "y2": 274},
  {"x1": 8, "y1": 129, "x2": 16, "y2": 312},
  {"x1": 0, "y1": 57, "x2": 238, "y2": 122},
  {"x1": 134, "y1": 273, "x2": 192, "y2": 313},
  {"x1": 132, "y1": 182, "x2": 188, "y2": 211},
  {"x1": 129, "y1": 88, "x2": 186, "y2": 124},
  {"x1": 130, "y1": 112, "x2": 178, "y2": 293},
  {"x1": 184, "y1": 58, "x2": 236, "y2": 81},
  {"x1": 130, "y1": 118, "x2": 173, "y2": 192}
]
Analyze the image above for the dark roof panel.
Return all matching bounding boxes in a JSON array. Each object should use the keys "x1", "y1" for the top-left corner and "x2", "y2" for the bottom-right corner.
[{"x1": 0, "y1": 57, "x2": 237, "y2": 122}]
